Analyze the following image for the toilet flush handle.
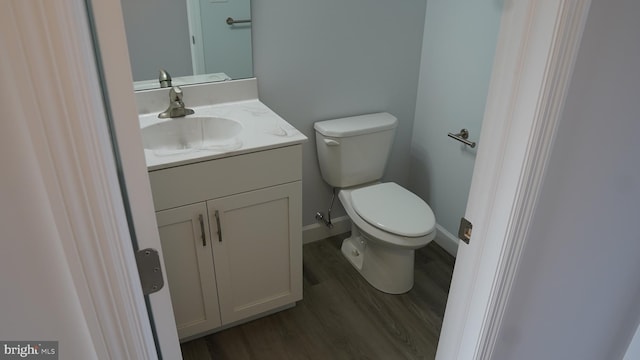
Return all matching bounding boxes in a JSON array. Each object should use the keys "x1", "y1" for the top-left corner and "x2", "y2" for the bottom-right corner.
[{"x1": 323, "y1": 139, "x2": 340, "y2": 146}]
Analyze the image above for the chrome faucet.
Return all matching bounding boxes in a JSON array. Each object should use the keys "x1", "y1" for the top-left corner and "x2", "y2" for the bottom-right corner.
[{"x1": 158, "y1": 86, "x2": 195, "y2": 119}]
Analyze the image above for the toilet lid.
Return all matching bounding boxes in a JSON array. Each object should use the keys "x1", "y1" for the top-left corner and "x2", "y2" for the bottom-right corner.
[{"x1": 350, "y1": 183, "x2": 435, "y2": 237}]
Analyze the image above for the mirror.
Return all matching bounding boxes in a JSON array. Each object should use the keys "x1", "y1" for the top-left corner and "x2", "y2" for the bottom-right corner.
[{"x1": 120, "y1": 0, "x2": 253, "y2": 91}]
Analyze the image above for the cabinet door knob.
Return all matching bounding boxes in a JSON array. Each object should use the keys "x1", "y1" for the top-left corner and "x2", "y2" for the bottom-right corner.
[
  {"x1": 214, "y1": 210, "x2": 223, "y2": 242},
  {"x1": 199, "y1": 214, "x2": 206, "y2": 246}
]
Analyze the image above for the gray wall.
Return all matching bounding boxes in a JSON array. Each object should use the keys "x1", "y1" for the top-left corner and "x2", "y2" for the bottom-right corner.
[
  {"x1": 493, "y1": 0, "x2": 640, "y2": 358},
  {"x1": 121, "y1": 0, "x2": 193, "y2": 81},
  {"x1": 409, "y1": 0, "x2": 502, "y2": 237},
  {"x1": 252, "y1": 0, "x2": 427, "y2": 226}
]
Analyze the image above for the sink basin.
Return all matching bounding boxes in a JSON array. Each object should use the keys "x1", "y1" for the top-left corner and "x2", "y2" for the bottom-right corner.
[{"x1": 142, "y1": 116, "x2": 243, "y2": 156}]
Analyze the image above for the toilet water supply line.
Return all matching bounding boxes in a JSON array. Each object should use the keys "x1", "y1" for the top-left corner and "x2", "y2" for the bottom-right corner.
[{"x1": 316, "y1": 188, "x2": 336, "y2": 228}]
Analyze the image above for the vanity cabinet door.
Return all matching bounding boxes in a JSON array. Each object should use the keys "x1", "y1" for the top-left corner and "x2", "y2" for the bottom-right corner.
[
  {"x1": 207, "y1": 181, "x2": 303, "y2": 325},
  {"x1": 156, "y1": 202, "x2": 222, "y2": 340}
]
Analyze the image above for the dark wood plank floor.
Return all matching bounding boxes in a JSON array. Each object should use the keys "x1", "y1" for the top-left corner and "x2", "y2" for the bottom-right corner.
[{"x1": 181, "y1": 234, "x2": 455, "y2": 360}]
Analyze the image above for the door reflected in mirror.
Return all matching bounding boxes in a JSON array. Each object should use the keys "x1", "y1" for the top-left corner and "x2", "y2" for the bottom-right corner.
[{"x1": 120, "y1": 0, "x2": 252, "y2": 91}]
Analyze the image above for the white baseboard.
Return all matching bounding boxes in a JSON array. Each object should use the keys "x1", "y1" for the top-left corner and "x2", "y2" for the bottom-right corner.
[
  {"x1": 302, "y1": 215, "x2": 351, "y2": 244},
  {"x1": 435, "y1": 224, "x2": 459, "y2": 257}
]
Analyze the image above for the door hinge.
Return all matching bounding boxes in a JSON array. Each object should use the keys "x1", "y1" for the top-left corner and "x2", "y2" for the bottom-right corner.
[
  {"x1": 458, "y1": 217, "x2": 473, "y2": 244},
  {"x1": 135, "y1": 248, "x2": 164, "y2": 295}
]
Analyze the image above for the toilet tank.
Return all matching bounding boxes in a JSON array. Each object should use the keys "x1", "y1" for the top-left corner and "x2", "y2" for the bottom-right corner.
[{"x1": 314, "y1": 112, "x2": 398, "y2": 188}]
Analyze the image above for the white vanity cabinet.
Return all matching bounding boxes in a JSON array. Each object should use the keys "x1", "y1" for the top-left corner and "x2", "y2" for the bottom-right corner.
[{"x1": 148, "y1": 145, "x2": 303, "y2": 340}]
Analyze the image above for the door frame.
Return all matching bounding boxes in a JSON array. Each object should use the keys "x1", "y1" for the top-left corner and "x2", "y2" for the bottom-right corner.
[
  {"x1": 84, "y1": 0, "x2": 182, "y2": 358},
  {"x1": 4, "y1": 0, "x2": 161, "y2": 358},
  {"x1": 436, "y1": 1, "x2": 592, "y2": 359},
  {"x1": 186, "y1": 0, "x2": 206, "y2": 75},
  {"x1": 52, "y1": 0, "x2": 593, "y2": 359}
]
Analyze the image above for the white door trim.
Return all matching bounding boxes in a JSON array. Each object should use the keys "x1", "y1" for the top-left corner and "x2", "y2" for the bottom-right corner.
[
  {"x1": 4, "y1": 0, "x2": 162, "y2": 358},
  {"x1": 84, "y1": 0, "x2": 183, "y2": 358},
  {"x1": 436, "y1": 1, "x2": 592, "y2": 359}
]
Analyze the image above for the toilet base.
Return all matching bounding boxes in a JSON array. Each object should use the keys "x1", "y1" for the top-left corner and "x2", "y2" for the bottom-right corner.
[
  {"x1": 341, "y1": 226, "x2": 415, "y2": 294},
  {"x1": 341, "y1": 236, "x2": 365, "y2": 270}
]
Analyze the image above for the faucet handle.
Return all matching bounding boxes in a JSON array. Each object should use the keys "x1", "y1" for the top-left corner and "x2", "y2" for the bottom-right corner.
[{"x1": 169, "y1": 86, "x2": 184, "y2": 102}]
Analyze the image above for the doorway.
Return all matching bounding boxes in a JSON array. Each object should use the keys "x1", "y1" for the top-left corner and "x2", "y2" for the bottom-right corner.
[{"x1": 86, "y1": 0, "x2": 591, "y2": 359}]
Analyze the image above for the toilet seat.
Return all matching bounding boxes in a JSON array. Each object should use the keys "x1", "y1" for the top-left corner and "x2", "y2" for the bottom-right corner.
[{"x1": 350, "y1": 182, "x2": 435, "y2": 237}]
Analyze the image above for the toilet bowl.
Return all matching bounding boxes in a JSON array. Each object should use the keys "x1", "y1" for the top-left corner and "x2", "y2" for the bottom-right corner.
[
  {"x1": 338, "y1": 182, "x2": 436, "y2": 294},
  {"x1": 314, "y1": 112, "x2": 437, "y2": 294}
]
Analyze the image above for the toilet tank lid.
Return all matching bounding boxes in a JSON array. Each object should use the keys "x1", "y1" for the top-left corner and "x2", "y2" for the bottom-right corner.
[{"x1": 314, "y1": 112, "x2": 398, "y2": 137}]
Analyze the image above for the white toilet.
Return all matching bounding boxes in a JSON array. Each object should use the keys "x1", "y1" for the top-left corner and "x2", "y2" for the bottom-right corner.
[{"x1": 315, "y1": 112, "x2": 436, "y2": 294}]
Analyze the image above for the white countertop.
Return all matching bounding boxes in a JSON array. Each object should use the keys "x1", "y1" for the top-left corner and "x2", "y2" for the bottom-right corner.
[{"x1": 140, "y1": 99, "x2": 307, "y2": 171}]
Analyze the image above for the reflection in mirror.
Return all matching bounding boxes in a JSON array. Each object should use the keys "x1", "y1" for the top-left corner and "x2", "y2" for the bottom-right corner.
[{"x1": 120, "y1": 0, "x2": 253, "y2": 91}]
